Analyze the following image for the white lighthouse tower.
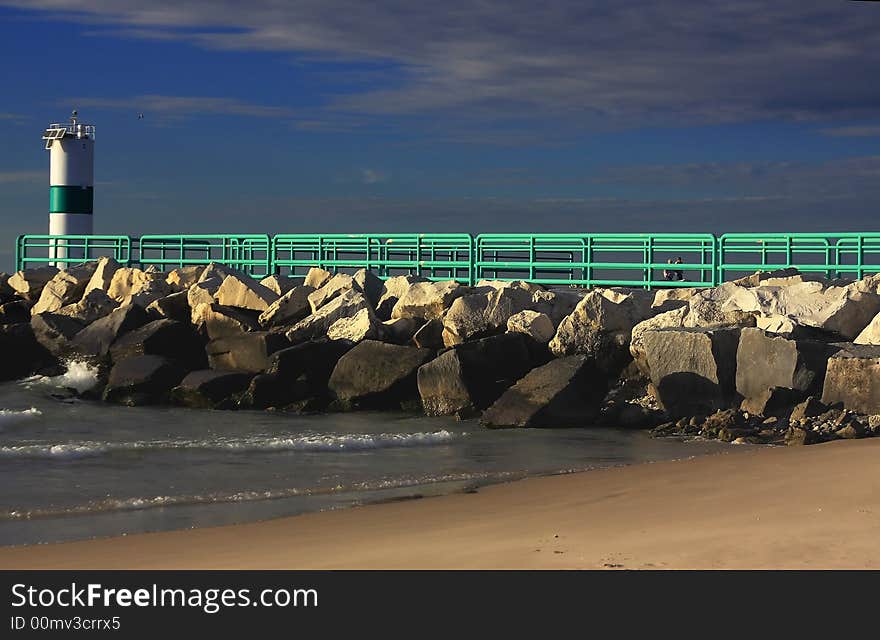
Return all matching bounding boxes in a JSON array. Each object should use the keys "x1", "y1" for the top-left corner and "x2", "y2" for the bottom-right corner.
[{"x1": 42, "y1": 111, "x2": 94, "y2": 264}]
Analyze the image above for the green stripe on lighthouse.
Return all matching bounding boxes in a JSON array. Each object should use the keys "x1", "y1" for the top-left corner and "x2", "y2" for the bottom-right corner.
[{"x1": 49, "y1": 186, "x2": 93, "y2": 214}]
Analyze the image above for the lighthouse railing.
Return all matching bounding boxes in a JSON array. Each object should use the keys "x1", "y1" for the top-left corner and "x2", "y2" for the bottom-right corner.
[{"x1": 137, "y1": 234, "x2": 272, "y2": 278}]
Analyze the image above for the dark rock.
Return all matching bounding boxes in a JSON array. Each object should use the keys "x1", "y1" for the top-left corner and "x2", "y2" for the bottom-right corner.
[
  {"x1": 30, "y1": 313, "x2": 85, "y2": 357},
  {"x1": 71, "y1": 304, "x2": 149, "y2": 358},
  {"x1": 835, "y1": 423, "x2": 865, "y2": 439},
  {"x1": 417, "y1": 333, "x2": 541, "y2": 416},
  {"x1": 822, "y1": 344, "x2": 880, "y2": 414},
  {"x1": 0, "y1": 300, "x2": 31, "y2": 324},
  {"x1": 641, "y1": 327, "x2": 741, "y2": 419},
  {"x1": 740, "y1": 386, "x2": 805, "y2": 417},
  {"x1": 102, "y1": 355, "x2": 186, "y2": 405},
  {"x1": 412, "y1": 318, "x2": 444, "y2": 349},
  {"x1": 170, "y1": 369, "x2": 254, "y2": 408},
  {"x1": 145, "y1": 290, "x2": 191, "y2": 323},
  {"x1": 0, "y1": 323, "x2": 55, "y2": 381},
  {"x1": 266, "y1": 339, "x2": 355, "y2": 395},
  {"x1": 789, "y1": 396, "x2": 827, "y2": 423},
  {"x1": 353, "y1": 268, "x2": 384, "y2": 308},
  {"x1": 109, "y1": 319, "x2": 206, "y2": 370},
  {"x1": 206, "y1": 331, "x2": 290, "y2": 373},
  {"x1": 328, "y1": 340, "x2": 433, "y2": 409},
  {"x1": 735, "y1": 328, "x2": 838, "y2": 408},
  {"x1": 237, "y1": 372, "x2": 305, "y2": 409},
  {"x1": 480, "y1": 355, "x2": 607, "y2": 428},
  {"x1": 785, "y1": 426, "x2": 820, "y2": 446}
]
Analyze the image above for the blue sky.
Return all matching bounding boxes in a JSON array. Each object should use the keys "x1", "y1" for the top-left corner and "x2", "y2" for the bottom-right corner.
[{"x1": 2, "y1": 1, "x2": 880, "y2": 268}]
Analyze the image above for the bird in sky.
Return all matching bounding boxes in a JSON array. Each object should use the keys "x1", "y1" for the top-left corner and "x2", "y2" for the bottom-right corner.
[{"x1": 137, "y1": 113, "x2": 144, "y2": 120}]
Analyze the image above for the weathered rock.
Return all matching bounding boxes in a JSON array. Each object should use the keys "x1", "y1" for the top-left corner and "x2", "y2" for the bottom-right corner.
[
  {"x1": 259, "y1": 275, "x2": 297, "y2": 297},
  {"x1": 258, "y1": 285, "x2": 315, "y2": 328},
  {"x1": 107, "y1": 267, "x2": 171, "y2": 307},
  {"x1": 70, "y1": 304, "x2": 149, "y2": 357},
  {"x1": 530, "y1": 289, "x2": 585, "y2": 327},
  {"x1": 206, "y1": 331, "x2": 289, "y2": 373},
  {"x1": 303, "y1": 267, "x2": 332, "y2": 290},
  {"x1": 145, "y1": 291, "x2": 191, "y2": 323},
  {"x1": 475, "y1": 279, "x2": 543, "y2": 294},
  {"x1": 735, "y1": 328, "x2": 839, "y2": 406},
  {"x1": 412, "y1": 318, "x2": 445, "y2": 349},
  {"x1": 286, "y1": 290, "x2": 370, "y2": 344},
  {"x1": 821, "y1": 344, "x2": 880, "y2": 414},
  {"x1": 30, "y1": 313, "x2": 85, "y2": 357},
  {"x1": 0, "y1": 323, "x2": 54, "y2": 381},
  {"x1": 327, "y1": 307, "x2": 382, "y2": 342},
  {"x1": 187, "y1": 279, "x2": 222, "y2": 313},
  {"x1": 418, "y1": 333, "x2": 541, "y2": 416},
  {"x1": 0, "y1": 300, "x2": 31, "y2": 324},
  {"x1": 789, "y1": 396, "x2": 827, "y2": 423},
  {"x1": 443, "y1": 287, "x2": 534, "y2": 345},
  {"x1": 197, "y1": 263, "x2": 249, "y2": 284},
  {"x1": 506, "y1": 310, "x2": 555, "y2": 344},
  {"x1": 56, "y1": 289, "x2": 119, "y2": 324},
  {"x1": 549, "y1": 288, "x2": 653, "y2": 356},
  {"x1": 391, "y1": 280, "x2": 466, "y2": 321},
  {"x1": 375, "y1": 275, "x2": 424, "y2": 320},
  {"x1": 0, "y1": 273, "x2": 13, "y2": 301},
  {"x1": 214, "y1": 273, "x2": 278, "y2": 312},
  {"x1": 7, "y1": 266, "x2": 58, "y2": 301},
  {"x1": 82, "y1": 257, "x2": 121, "y2": 297},
  {"x1": 109, "y1": 319, "x2": 206, "y2": 370},
  {"x1": 652, "y1": 287, "x2": 699, "y2": 310},
  {"x1": 684, "y1": 282, "x2": 757, "y2": 328},
  {"x1": 31, "y1": 262, "x2": 100, "y2": 315},
  {"x1": 854, "y1": 311, "x2": 880, "y2": 345},
  {"x1": 381, "y1": 317, "x2": 424, "y2": 345},
  {"x1": 102, "y1": 355, "x2": 186, "y2": 406},
  {"x1": 308, "y1": 273, "x2": 358, "y2": 314},
  {"x1": 170, "y1": 369, "x2": 253, "y2": 408},
  {"x1": 165, "y1": 265, "x2": 205, "y2": 292},
  {"x1": 641, "y1": 327, "x2": 741, "y2": 418},
  {"x1": 267, "y1": 339, "x2": 355, "y2": 396},
  {"x1": 353, "y1": 269, "x2": 384, "y2": 308},
  {"x1": 192, "y1": 303, "x2": 259, "y2": 340},
  {"x1": 629, "y1": 306, "x2": 688, "y2": 375},
  {"x1": 328, "y1": 340, "x2": 433, "y2": 409},
  {"x1": 480, "y1": 355, "x2": 607, "y2": 428}
]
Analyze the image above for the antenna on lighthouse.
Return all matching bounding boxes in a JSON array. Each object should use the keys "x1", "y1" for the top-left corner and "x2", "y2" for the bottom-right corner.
[{"x1": 42, "y1": 111, "x2": 95, "y2": 267}]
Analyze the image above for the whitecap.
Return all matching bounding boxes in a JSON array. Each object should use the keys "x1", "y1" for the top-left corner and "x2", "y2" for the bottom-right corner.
[{"x1": 23, "y1": 359, "x2": 100, "y2": 394}]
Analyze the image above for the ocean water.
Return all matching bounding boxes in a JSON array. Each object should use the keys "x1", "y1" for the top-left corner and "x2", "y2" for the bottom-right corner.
[{"x1": 0, "y1": 360, "x2": 730, "y2": 547}]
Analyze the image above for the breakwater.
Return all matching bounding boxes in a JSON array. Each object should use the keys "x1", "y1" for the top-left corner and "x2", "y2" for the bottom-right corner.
[{"x1": 3, "y1": 258, "x2": 880, "y2": 446}]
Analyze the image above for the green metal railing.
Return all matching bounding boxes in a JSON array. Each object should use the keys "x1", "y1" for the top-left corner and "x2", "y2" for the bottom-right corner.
[
  {"x1": 718, "y1": 233, "x2": 880, "y2": 282},
  {"x1": 14, "y1": 232, "x2": 880, "y2": 288},
  {"x1": 15, "y1": 235, "x2": 133, "y2": 270},
  {"x1": 137, "y1": 234, "x2": 272, "y2": 278},
  {"x1": 474, "y1": 233, "x2": 716, "y2": 288},
  {"x1": 272, "y1": 234, "x2": 473, "y2": 282}
]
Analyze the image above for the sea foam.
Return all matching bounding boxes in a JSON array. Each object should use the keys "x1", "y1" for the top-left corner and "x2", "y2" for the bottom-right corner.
[
  {"x1": 0, "y1": 408, "x2": 42, "y2": 429},
  {"x1": 23, "y1": 359, "x2": 100, "y2": 394}
]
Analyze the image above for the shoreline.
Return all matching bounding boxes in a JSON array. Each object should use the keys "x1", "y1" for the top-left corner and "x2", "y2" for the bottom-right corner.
[{"x1": 2, "y1": 438, "x2": 879, "y2": 569}]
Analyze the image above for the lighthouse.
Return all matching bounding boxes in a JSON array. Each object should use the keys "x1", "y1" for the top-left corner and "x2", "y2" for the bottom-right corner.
[{"x1": 42, "y1": 111, "x2": 94, "y2": 264}]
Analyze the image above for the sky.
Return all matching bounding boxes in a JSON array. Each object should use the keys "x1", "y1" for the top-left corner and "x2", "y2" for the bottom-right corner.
[{"x1": 1, "y1": 1, "x2": 880, "y2": 268}]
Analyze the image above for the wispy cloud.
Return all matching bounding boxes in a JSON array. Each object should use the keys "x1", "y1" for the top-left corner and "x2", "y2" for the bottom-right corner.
[
  {"x1": 0, "y1": 170, "x2": 43, "y2": 184},
  {"x1": 5, "y1": 1, "x2": 880, "y2": 127},
  {"x1": 820, "y1": 125, "x2": 880, "y2": 137},
  {"x1": 0, "y1": 112, "x2": 29, "y2": 124},
  {"x1": 71, "y1": 94, "x2": 297, "y2": 121}
]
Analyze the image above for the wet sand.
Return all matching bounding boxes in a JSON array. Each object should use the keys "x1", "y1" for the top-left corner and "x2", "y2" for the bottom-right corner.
[{"x1": 2, "y1": 438, "x2": 879, "y2": 569}]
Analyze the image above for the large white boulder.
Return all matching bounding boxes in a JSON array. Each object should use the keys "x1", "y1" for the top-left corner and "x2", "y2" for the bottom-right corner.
[
  {"x1": 391, "y1": 280, "x2": 467, "y2": 321},
  {"x1": 258, "y1": 285, "x2": 315, "y2": 327},
  {"x1": 107, "y1": 267, "x2": 171, "y2": 307},
  {"x1": 214, "y1": 273, "x2": 278, "y2": 312},
  {"x1": 286, "y1": 289, "x2": 371, "y2": 343},
  {"x1": 7, "y1": 266, "x2": 59, "y2": 301},
  {"x1": 31, "y1": 262, "x2": 99, "y2": 315},
  {"x1": 327, "y1": 307, "x2": 382, "y2": 343},
  {"x1": 507, "y1": 310, "x2": 555, "y2": 344}
]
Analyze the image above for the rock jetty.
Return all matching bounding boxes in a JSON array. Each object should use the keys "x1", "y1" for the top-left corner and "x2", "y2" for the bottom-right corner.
[{"x1": 5, "y1": 260, "x2": 880, "y2": 446}]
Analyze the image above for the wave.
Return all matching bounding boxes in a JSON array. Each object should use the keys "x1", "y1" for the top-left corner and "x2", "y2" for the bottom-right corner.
[
  {"x1": 0, "y1": 430, "x2": 458, "y2": 460},
  {"x1": 1, "y1": 469, "x2": 517, "y2": 521},
  {"x1": 22, "y1": 359, "x2": 100, "y2": 394},
  {"x1": 0, "y1": 408, "x2": 42, "y2": 429}
]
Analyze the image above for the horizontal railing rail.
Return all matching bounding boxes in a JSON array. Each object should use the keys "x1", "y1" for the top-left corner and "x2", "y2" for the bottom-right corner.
[
  {"x1": 272, "y1": 234, "x2": 473, "y2": 283},
  {"x1": 14, "y1": 232, "x2": 880, "y2": 289},
  {"x1": 137, "y1": 234, "x2": 272, "y2": 278}
]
